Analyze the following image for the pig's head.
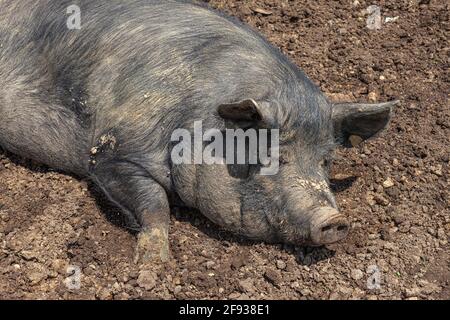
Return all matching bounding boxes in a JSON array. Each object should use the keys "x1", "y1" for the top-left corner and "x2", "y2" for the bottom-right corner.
[{"x1": 171, "y1": 90, "x2": 397, "y2": 247}]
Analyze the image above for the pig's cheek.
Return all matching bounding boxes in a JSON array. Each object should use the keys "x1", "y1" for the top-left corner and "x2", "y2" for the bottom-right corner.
[
  {"x1": 196, "y1": 164, "x2": 242, "y2": 231},
  {"x1": 197, "y1": 192, "x2": 242, "y2": 231},
  {"x1": 172, "y1": 164, "x2": 197, "y2": 208},
  {"x1": 242, "y1": 210, "x2": 275, "y2": 241}
]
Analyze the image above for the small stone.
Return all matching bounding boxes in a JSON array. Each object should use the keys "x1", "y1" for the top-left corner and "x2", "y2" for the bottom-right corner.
[
  {"x1": 366, "y1": 193, "x2": 376, "y2": 206},
  {"x1": 231, "y1": 254, "x2": 247, "y2": 270},
  {"x1": 96, "y1": 287, "x2": 112, "y2": 300},
  {"x1": 174, "y1": 285, "x2": 182, "y2": 295},
  {"x1": 229, "y1": 292, "x2": 241, "y2": 299},
  {"x1": 437, "y1": 228, "x2": 446, "y2": 240},
  {"x1": 349, "y1": 135, "x2": 363, "y2": 147},
  {"x1": 300, "y1": 288, "x2": 312, "y2": 296},
  {"x1": 252, "y1": 8, "x2": 273, "y2": 16},
  {"x1": 115, "y1": 292, "x2": 130, "y2": 300},
  {"x1": 351, "y1": 269, "x2": 364, "y2": 281},
  {"x1": 418, "y1": 280, "x2": 441, "y2": 295},
  {"x1": 178, "y1": 235, "x2": 188, "y2": 244},
  {"x1": 238, "y1": 279, "x2": 255, "y2": 293},
  {"x1": 20, "y1": 250, "x2": 38, "y2": 261},
  {"x1": 27, "y1": 271, "x2": 47, "y2": 285},
  {"x1": 389, "y1": 256, "x2": 399, "y2": 266},
  {"x1": 329, "y1": 292, "x2": 340, "y2": 300},
  {"x1": 264, "y1": 269, "x2": 282, "y2": 288},
  {"x1": 52, "y1": 259, "x2": 68, "y2": 274},
  {"x1": 368, "y1": 91, "x2": 378, "y2": 102},
  {"x1": 368, "y1": 233, "x2": 379, "y2": 240},
  {"x1": 137, "y1": 270, "x2": 157, "y2": 291},
  {"x1": 404, "y1": 287, "x2": 421, "y2": 298},
  {"x1": 374, "y1": 193, "x2": 389, "y2": 206},
  {"x1": 430, "y1": 165, "x2": 443, "y2": 176},
  {"x1": 112, "y1": 282, "x2": 121, "y2": 292},
  {"x1": 338, "y1": 286, "x2": 353, "y2": 295},
  {"x1": 205, "y1": 261, "x2": 215, "y2": 269},
  {"x1": 383, "y1": 178, "x2": 395, "y2": 188},
  {"x1": 26, "y1": 263, "x2": 47, "y2": 285},
  {"x1": 380, "y1": 227, "x2": 394, "y2": 241},
  {"x1": 276, "y1": 260, "x2": 287, "y2": 270},
  {"x1": 392, "y1": 213, "x2": 406, "y2": 226}
]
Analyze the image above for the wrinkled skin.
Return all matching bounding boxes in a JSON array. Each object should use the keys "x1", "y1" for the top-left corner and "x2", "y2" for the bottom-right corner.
[{"x1": 0, "y1": 0, "x2": 397, "y2": 263}]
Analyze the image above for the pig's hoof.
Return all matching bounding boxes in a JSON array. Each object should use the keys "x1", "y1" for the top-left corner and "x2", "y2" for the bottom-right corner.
[{"x1": 134, "y1": 227, "x2": 170, "y2": 264}]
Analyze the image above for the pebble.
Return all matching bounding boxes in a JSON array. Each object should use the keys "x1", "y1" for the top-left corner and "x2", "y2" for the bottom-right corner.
[
  {"x1": 392, "y1": 213, "x2": 406, "y2": 226},
  {"x1": 437, "y1": 228, "x2": 446, "y2": 240},
  {"x1": 27, "y1": 270, "x2": 47, "y2": 285},
  {"x1": 238, "y1": 279, "x2": 255, "y2": 293},
  {"x1": 174, "y1": 285, "x2": 182, "y2": 295},
  {"x1": 404, "y1": 287, "x2": 421, "y2": 298},
  {"x1": 51, "y1": 259, "x2": 68, "y2": 275},
  {"x1": 26, "y1": 263, "x2": 47, "y2": 285},
  {"x1": 137, "y1": 270, "x2": 157, "y2": 291},
  {"x1": 368, "y1": 233, "x2": 379, "y2": 240},
  {"x1": 264, "y1": 269, "x2": 282, "y2": 288},
  {"x1": 418, "y1": 280, "x2": 441, "y2": 295},
  {"x1": 368, "y1": 92, "x2": 378, "y2": 102},
  {"x1": 430, "y1": 165, "x2": 443, "y2": 176},
  {"x1": 20, "y1": 250, "x2": 38, "y2": 261},
  {"x1": 300, "y1": 288, "x2": 312, "y2": 296},
  {"x1": 374, "y1": 194, "x2": 389, "y2": 206},
  {"x1": 276, "y1": 260, "x2": 287, "y2": 270},
  {"x1": 351, "y1": 269, "x2": 364, "y2": 281},
  {"x1": 96, "y1": 288, "x2": 112, "y2": 300},
  {"x1": 383, "y1": 178, "x2": 395, "y2": 188},
  {"x1": 229, "y1": 292, "x2": 241, "y2": 299}
]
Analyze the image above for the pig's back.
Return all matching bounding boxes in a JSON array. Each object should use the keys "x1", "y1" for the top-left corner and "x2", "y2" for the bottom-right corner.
[{"x1": 0, "y1": 0, "x2": 317, "y2": 174}]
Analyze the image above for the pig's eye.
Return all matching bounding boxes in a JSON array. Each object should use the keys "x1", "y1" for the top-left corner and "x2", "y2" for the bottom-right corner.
[
  {"x1": 320, "y1": 158, "x2": 331, "y2": 170},
  {"x1": 227, "y1": 164, "x2": 250, "y2": 179},
  {"x1": 279, "y1": 156, "x2": 289, "y2": 165}
]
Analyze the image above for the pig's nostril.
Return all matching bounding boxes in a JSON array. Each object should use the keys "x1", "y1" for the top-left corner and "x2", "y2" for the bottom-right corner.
[{"x1": 309, "y1": 207, "x2": 350, "y2": 245}]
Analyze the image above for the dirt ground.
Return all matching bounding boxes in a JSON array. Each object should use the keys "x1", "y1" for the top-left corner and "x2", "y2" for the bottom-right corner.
[{"x1": 0, "y1": 0, "x2": 448, "y2": 300}]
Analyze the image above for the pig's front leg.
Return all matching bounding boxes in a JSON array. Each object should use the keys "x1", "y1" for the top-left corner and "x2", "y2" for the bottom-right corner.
[{"x1": 91, "y1": 161, "x2": 170, "y2": 264}]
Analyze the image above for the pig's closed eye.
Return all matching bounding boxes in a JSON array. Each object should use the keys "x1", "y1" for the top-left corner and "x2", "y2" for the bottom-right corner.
[
  {"x1": 320, "y1": 158, "x2": 331, "y2": 170},
  {"x1": 279, "y1": 158, "x2": 289, "y2": 165},
  {"x1": 227, "y1": 164, "x2": 250, "y2": 179}
]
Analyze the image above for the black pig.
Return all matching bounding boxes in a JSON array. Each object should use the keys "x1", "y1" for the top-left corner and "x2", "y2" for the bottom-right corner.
[{"x1": 0, "y1": 0, "x2": 397, "y2": 263}]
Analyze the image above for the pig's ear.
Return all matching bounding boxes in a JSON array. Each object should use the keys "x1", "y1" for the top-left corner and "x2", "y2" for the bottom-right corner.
[
  {"x1": 218, "y1": 99, "x2": 262, "y2": 122},
  {"x1": 332, "y1": 100, "x2": 399, "y2": 147}
]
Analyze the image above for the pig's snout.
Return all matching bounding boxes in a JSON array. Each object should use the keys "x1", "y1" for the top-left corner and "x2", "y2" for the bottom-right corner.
[{"x1": 308, "y1": 207, "x2": 350, "y2": 245}]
